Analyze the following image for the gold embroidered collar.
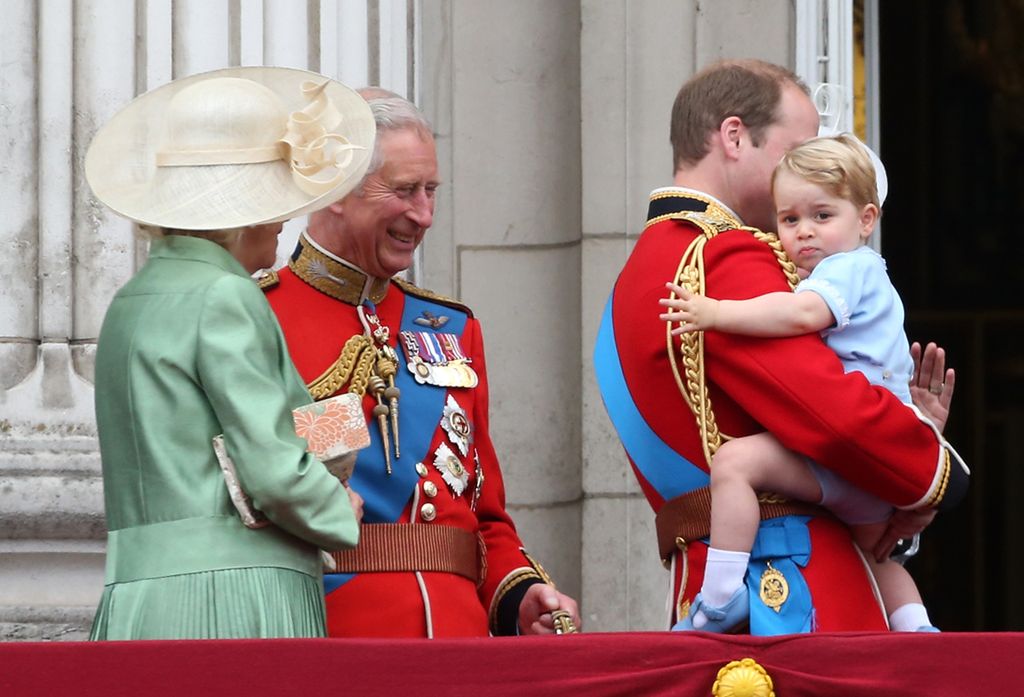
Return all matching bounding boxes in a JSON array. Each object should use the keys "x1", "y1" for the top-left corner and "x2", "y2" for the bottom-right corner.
[
  {"x1": 645, "y1": 187, "x2": 744, "y2": 234},
  {"x1": 289, "y1": 232, "x2": 390, "y2": 305}
]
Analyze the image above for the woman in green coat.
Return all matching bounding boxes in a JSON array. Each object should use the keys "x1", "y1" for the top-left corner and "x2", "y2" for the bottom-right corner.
[{"x1": 85, "y1": 67, "x2": 376, "y2": 639}]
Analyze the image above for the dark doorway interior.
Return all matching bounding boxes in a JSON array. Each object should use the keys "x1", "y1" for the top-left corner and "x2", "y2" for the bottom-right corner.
[{"x1": 879, "y1": 0, "x2": 1024, "y2": 631}]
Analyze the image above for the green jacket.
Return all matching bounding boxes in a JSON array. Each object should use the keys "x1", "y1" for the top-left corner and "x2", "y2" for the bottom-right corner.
[{"x1": 95, "y1": 235, "x2": 359, "y2": 586}]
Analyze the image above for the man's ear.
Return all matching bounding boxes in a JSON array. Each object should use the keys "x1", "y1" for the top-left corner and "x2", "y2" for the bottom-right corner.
[
  {"x1": 718, "y1": 116, "x2": 744, "y2": 161},
  {"x1": 328, "y1": 200, "x2": 345, "y2": 215}
]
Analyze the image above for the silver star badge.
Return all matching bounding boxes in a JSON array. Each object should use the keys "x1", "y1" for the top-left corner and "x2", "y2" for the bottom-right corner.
[
  {"x1": 441, "y1": 395, "x2": 473, "y2": 456},
  {"x1": 432, "y1": 442, "x2": 468, "y2": 497}
]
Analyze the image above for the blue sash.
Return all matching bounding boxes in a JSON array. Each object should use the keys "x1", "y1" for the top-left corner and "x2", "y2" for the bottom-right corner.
[
  {"x1": 593, "y1": 291, "x2": 815, "y2": 634},
  {"x1": 593, "y1": 293, "x2": 708, "y2": 500}
]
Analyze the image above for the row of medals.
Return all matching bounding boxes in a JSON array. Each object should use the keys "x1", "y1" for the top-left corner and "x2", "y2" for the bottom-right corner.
[
  {"x1": 407, "y1": 354, "x2": 479, "y2": 389},
  {"x1": 394, "y1": 328, "x2": 480, "y2": 504},
  {"x1": 399, "y1": 329, "x2": 479, "y2": 389}
]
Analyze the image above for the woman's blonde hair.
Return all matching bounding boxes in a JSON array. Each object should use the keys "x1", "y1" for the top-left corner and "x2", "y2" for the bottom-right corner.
[
  {"x1": 137, "y1": 225, "x2": 242, "y2": 248},
  {"x1": 772, "y1": 133, "x2": 880, "y2": 210}
]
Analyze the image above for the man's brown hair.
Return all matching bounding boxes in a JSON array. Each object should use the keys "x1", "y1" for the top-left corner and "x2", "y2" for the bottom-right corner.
[{"x1": 670, "y1": 59, "x2": 810, "y2": 169}]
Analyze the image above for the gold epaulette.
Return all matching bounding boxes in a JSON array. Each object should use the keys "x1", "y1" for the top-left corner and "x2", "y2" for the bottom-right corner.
[
  {"x1": 392, "y1": 277, "x2": 474, "y2": 318},
  {"x1": 256, "y1": 269, "x2": 279, "y2": 291},
  {"x1": 666, "y1": 223, "x2": 800, "y2": 468},
  {"x1": 645, "y1": 189, "x2": 748, "y2": 236},
  {"x1": 649, "y1": 208, "x2": 748, "y2": 238}
]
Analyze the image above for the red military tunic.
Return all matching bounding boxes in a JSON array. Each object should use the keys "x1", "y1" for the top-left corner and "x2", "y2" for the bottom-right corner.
[
  {"x1": 264, "y1": 233, "x2": 545, "y2": 637},
  {"x1": 595, "y1": 189, "x2": 966, "y2": 633}
]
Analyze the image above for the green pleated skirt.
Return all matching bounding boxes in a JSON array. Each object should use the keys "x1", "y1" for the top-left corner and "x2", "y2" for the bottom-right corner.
[{"x1": 89, "y1": 566, "x2": 328, "y2": 640}]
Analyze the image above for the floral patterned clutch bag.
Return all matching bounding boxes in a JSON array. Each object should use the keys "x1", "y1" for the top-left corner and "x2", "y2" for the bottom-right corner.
[
  {"x1": 292, "y1": 392, "x2": 370, "y2": 482},
  {"x1": 214, "y1": 393, "x2": 370, "y2": 529}
]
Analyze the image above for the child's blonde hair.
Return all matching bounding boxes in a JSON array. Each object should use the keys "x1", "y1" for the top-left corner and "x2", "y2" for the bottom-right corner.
[{"x1": 772, "y1": 133, "x2": 880, "y2": 210}]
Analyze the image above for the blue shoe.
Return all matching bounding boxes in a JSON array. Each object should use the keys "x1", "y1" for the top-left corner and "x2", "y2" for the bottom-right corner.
[
  {"x1": 672, "y1": 587, "x2": 749, "y2": 633},
  {"x1": 915, "y1": 625, "x2": 941, "y2": 632}
]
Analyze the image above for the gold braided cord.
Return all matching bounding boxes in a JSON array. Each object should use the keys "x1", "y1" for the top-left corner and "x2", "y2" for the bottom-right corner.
[
  {"x1": 752, "y1": 229, "x2": 800, "y2": 289},
  {"x1": 667, "y1": 226, "x2": 723, "y2": 468},
  {"x1": 307, "y1": 334, "x2": 374, "y2": 400},
  {"x1": 666, "y1": 222, "x2": 797, "y2": 469},
  {"x1": 346, "y1": 342, "x2": 378, "y2": 397}
]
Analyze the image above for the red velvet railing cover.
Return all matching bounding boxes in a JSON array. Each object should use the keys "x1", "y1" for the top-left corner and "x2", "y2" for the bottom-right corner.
[{"x1": 2, "y1": 631, "x2": 1018, "y2": 696}]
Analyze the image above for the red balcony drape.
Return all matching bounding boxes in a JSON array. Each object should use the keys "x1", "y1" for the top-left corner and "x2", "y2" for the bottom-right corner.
[{"x1": 2, "y1": 631, "x2": 1017, "y2": 696}]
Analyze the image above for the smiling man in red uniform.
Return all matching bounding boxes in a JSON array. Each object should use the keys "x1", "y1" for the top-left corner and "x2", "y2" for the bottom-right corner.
[
  {"x1": 264, "y1": 92, "x2": 579, "y2": 637},
  {"x1": 594, "y1": 59, "x2": 968, "y2": 634}
]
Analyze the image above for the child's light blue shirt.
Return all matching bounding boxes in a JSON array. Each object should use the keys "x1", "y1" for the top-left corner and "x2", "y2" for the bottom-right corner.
[{"x1": 795, "y1": 246, "x2": 913, "y2": 404}]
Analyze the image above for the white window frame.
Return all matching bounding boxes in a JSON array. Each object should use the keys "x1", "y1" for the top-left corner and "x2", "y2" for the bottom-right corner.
[
  {"x1": 795, "y1": 0, "x2": 883, "y2": 249},
  {"x1": 795, "y1": 0, "x2": 855, "y2": 134}
]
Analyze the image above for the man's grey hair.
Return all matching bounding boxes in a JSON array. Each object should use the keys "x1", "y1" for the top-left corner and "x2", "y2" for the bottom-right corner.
[{"x1": 363, "y1": 96, "x2": 434, "y2": 175}]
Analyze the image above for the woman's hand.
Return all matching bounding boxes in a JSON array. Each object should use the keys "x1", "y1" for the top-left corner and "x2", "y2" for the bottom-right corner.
[
  {"x1": 909, "y1": 341, "x2": 955, "y2": 433},
  {"x1": 344, "y1": 483, "x2": 364, "y2": 523}
]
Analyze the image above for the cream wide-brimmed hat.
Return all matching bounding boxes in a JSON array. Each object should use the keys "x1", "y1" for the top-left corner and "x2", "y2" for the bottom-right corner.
[{"x1": 85, "y1": 66, "x2": 375, "y2": 231}]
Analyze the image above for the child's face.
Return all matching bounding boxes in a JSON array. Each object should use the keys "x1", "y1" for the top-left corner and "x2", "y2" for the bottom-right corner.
[{"x1": 773, "y1": 170, "x2": 877, "y2": 274}]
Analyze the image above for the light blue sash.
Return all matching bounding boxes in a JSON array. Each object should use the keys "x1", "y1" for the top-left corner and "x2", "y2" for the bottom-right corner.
[{"x1": 593, "y1": 293, "x2": 708, "y2": 501}]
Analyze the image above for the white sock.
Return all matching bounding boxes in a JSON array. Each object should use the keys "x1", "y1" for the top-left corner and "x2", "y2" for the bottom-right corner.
[
  {"x1": 889, "y1": 603, "x2": 932, "y2": 631},
  {"x1": 693, "y1": 547, "x2": 749, "y2": 628}
]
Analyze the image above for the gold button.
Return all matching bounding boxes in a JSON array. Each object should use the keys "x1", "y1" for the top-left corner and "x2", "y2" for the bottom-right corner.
[
  {"x1": 423, "y1": 481, "x2": 438, "y2": 498},
  {"x1": 415, "y1": 462, "x2": 429, "y2": 477},
  {"x1": 420, "y1": 503, "x2": 437, "y2": 522}
]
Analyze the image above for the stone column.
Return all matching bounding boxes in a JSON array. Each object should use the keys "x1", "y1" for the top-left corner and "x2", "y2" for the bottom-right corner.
[
  {"x1": 419, "y1": 0, "x2": 584, "y2": 602},
  {"x1": 0, "y1": 0, "x2": 137, "y2": 641}
]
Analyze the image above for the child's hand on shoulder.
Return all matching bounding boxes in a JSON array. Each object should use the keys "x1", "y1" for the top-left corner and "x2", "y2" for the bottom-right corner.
[{"x1": 659, "y1": 282, "x2": 719, "y2": 335}]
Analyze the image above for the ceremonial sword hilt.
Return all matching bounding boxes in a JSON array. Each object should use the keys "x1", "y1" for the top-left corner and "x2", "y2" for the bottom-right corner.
[{"x1": 551, "y1": 609, "x2": 578, "y2": 635}]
